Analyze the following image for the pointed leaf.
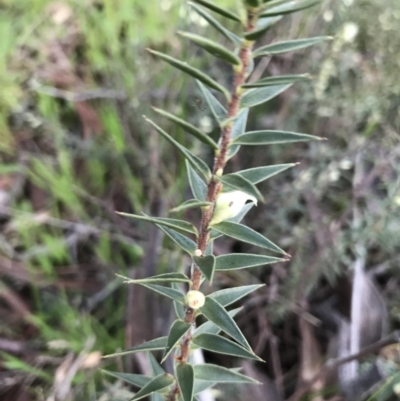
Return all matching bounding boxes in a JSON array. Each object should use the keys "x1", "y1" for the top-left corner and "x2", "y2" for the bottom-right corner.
[
  {"x1": 243, "y1": 16, "x2": 282, "y2": 41},
  {"x1": 217, "y1": 174, "x2": 263, "y2": 201},
  {"x1": 189, "y1": 3, "x2": 241, "y2": 45},
  {"x1": 192, "y1": 334, "x2": 261, "y2": 360},
  {"x1": 148, "y1": 352, "x2": 165, "y2": 376},
  {"x1": 196, "y1": 80, "x2": 227, "y2": 123},
  {"x1": 226, "y1": 108, "x2": 248, "y2": 159},
  {"x1": 194, "y1": 307, "x2": 241, "y2": 335},
  {"x1": 237, "y1": 164, "x2": 296, "y2": 184},
  {"x1": 177, "y1": 363, "x2": 195, "y2": 401},
  {"x1": 103, "y1": 337, "x2": 168, "y2": 358},
  {"x1": 211, "y1": 221, "x2": 286, "y2": 255},
  {"x1": 194, "y1": 364, "x2": 259, "y2": 383},
  {"x1": 148, "y1": 49, "x2": 230, "y2": 100},
  {"x1": 260, "y1": 0, "x2": 321, "y2": 17},
  {"x1": 209, "y1": 284, "x2": 264, "y2": 307},
  {"x1": 159, "y1": 225, "x2": 197, "y2": 255},
  {"x1": 174, "y1": 299, "x2": 186, "y2": 319},
  {"x1": 233, "y1": 130, "x2": 323, "y2": 145},
  {"x1": 171, "y1": 199, "x2": 211, "y2": 213},
  {"x1": 200, "y1": 297, "x2": 251, "y2": 349},
  {"x1": 152, "y1": 107, "x2": 218, "y2": 149},
  {"x1": 205, "y1": 240, "x2": 213, "y2": 256},
  {"x1": 162, "y1": 320, "x2": 191, "y2": 362},
  {"x1": 131, "y1": 373, "x2": 175, "y2": 401},
  {"x1": 103, "y1": 370, "x2": 152, "y2": 388},
  {"x1": 192, "y1": 0, "x2": 241, "y2": 21},
  {"x1": 215, "y1": 254, "x2": 283, "y2": 271},
  {"x1": 186, "y1": 160, "x2": 208, "y2": 202},
  {"x1": 254, "y1": 36, "x2": 332, "y2": 57},
  {"x1": 141, "y1": 284, "x2": 185, "y2": 304},
  {"x1": 242, "y1": 74, "x2": 310, "y2": 88},
  {"x1": 193, "y1": 255, "x2": 216, "y2": 282},
  {"x1": 240, "y1": 84, "x2": 291, "y2": 108},
  {"x1": 117, "y1": 272, "x2": 191, "y2": 285},
  {"x1": 178, "y1": 31, "x2": 241, "y2": 66},
  {"x1": 117, "y1": 212, "x2": 197, "y2": 235},
  {"x1": 194, "y1": 380, "x2": 216, "y2": 394},
  {"x1": 144, "y1": 117, "x2": 211, "y2": 180}
]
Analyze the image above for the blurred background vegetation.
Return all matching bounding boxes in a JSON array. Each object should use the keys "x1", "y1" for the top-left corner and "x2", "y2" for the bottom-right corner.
[{"x1": 1, "y1": 0, "x2": 400, "y2": 400}]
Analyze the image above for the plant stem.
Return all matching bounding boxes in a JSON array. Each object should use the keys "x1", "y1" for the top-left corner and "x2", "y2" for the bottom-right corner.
[{"x1": 166, "y1": 9, "x2": 258, "y2": 401}]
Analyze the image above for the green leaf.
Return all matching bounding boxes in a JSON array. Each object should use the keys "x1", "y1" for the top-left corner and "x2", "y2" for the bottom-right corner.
[
  {"x1": 103, "y1": 370, "x2": 152, "y2": 388},
  {"x1": 193, "y1": 364, "x2": 259, "y2": 383},
  {"x1": 196, "y1": 80, "x2": 227, "y2": 123},
  {"x1": 194, "y1": 380, "x2": 216, "y2": 394},
  {"x1": 189, "y1": 3, "x2": 241, "y2": 45},
  {"x1": 205, "y1": 240, "x2": 214, "y2": 256},
  {"x1": 152, "y1": 107, "x2": 218, "y2": 149},
  {"x1": 237, "y1": 164, "x2": 296, "y2": 184},
  {"x1": 186, "y1": 160, "x2": 208, "y2": 202},
  {"x1": 174, "y1": 300, "x2": 186, "y2": 319},
  {"x1": 200, "y1": 297, "x2": 251, "y2": 349},
  {"x1": 178, "y1": 31, "x2": 241, "y2": 66},
  {"x1": 215, "y1": 254, "x2": 283, "y2": 271},
  {"x1": 103, "y1": 337, "x2": 167, "y2": 358},
  {"x1": 192, "y1": 334, "x2": 262, "y2": 360},
  {"x1": 158, "y1": 225, "x2": 197, "y2": 255},
  {"x1": 192, "y1": 0, "x2": 241, "y2": 21},
  {"x1": 193, "y1": 255, "x2": 216, "y2": 282},
  {"x1": 226, "y1": 108, "x2": 248, "y2": 159},
  {"x1": 209, "y1": 284, "x2": 264, "y2": 307},
  {"x1": 243, "y1": 16, "x2": 282, "y2": 41},
  {"x1": 242, "y1": 74, "x2": 310, "y2": 88},
  {"x1": 170, "y1": 199, "x2": 211, "y2": 213},
  {"x1": 217, "y1": 174, "x2": 263, "y2": 201},
  {"x1": 130, "y1": 373, "x2": 175, "y2": 401},
  {"x1": 253, "y1": 36, "x2": 332, "y2": 57},
  {"x1": 162, "y1": 320, "x2": 191, "y2": 362},
  {"x1": 194, "y1": 307, "x2": 241, "y2": 336},
  {"x1": 240, "y1": 84, "x2": 291, "y2": 108},
  {"x1": 211, "y1": 221, "x2": 286, "y2": 255},
  {"x1": 141, "y1": 284, "x2": 185, "y2": 304},
  {"x1": 233, "y1": 130, "x2": 323, "y2": 145},
  {"x1": 148, "y1": 49, "x2": 230, "y2": 100},
  {"x1": 260, "y1": 0, "x2": 321, "y2": 17},
  {"x1": 144, "y1": 117, "x2": 211, "y2": 180},
  {"x1": 116, "y1": 212, "x2": 197, "y2": 235},
  {"x1": 148, "y1": 352, "x2": 165, "y2": 376},
  {"x1": 176, "y1": 363, "x2": 195, "y2": 401},
  {"x1": 117, "y1": 272, "x2": 191, "y2": 285}
]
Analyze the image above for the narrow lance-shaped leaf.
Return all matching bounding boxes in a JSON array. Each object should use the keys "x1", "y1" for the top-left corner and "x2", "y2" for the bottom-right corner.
[
  {"x1": 253, "y1": 36, "x2": 332, "y2": 57},
  {"x1": 194, "y1": 307, "x2": 241, "y2": 336},
  {"x1": 148, "y1": 352, "x2": 164, "y2": 376},
  {"x1": 178, "y1": 31, "x2": 241, "y2": 66},
  {"x1": 243, "y1": 16, "x2": 282, "y2": 41},
  {"x1": 196, "y1": 80, "x2": 227, "y2": 123},
  {"x1": 236, "y1": 164, "x2": 297, "y2": 184},
  {"x1": 189, "y1": 3, "x2": 242, "y2": 45},
  {"x1": 193, "y1": 255, "x2": 216, "y2": 282},
  {"x1": 209, "y1": 284, "x2": 264, "y2": 307},
  {"x1": 117, "y1": 272, "x2": 191, "y2": 285},
  {"x1": 130, "y1": 373, "x2": 175, "y2": 401},
  {"x1": 192, "y1": 333, "x2": 262, "y2": 361},
  {"x1": 217, "y1": 173, "x2": 263, "y2": 202},
  {"x1": 233, "y1": 130, "x2": 324, "y2": 145},
  {"x1": 260, "y1": 0, "x2": 321, "y2": 17},
  {"x1": 211, "y1": 221, "x2": 286, "y2": 255},
  {"x1": 158, "y1": 225, "x2": 197, "y2": 255},
  {"x1": 162, "y1": 320, "x2": 191, "y2": 362},
  {"x1": 172, "y1": 283, "x2": 186, "y2": 320},
  {"x1": 200, "y1": 297, "x2": 251, "y2": 349},
  {"x1": 176, "y1": 363, "x2": 195, "y2": 401},
  {"x1": 144, "y1": 116, "x2": 211, "y2": 180},
  {"x1": 116, "y1": 212, "x2": 197, "y2": 235},
  {"x1": 186, "y1": 160, "x2": 208, "y2": 202},
  {"x1": 240, "y1": 84, "x2": 292, "y2": 108},
  {"x1": 225, "y1": 107, "x2": 248, "y2": 160},
  {"x1": 215, "y1": 254, "x2": 285, "y2": 271},
  {"x1": 148, "y1": 49, "x2": 230, "y2": 101},
  {"x1": 170, "y1": 199, "x2": 211, "y2": 213},
  {"x1": 193, "y1": 364, "x2": 259, "y2": 383},
  {"x1": 192, "y1": 0, "x2": 241, "y2": 21},
  {"x1": 141, "y1": 284, "x2": 185, "y2": 304},
  {"x1": 152, "y1": 107, "x2": 218, "y2": 149},
  {"x1": 102, "y1": 370, "x2": 152, "y2": 388},
  {"x1": 103, "y1": 337, "x2": 167, "y2": 358},
  {"x1": 242, "y1": 74, "x2": 310, "y2": 88}
]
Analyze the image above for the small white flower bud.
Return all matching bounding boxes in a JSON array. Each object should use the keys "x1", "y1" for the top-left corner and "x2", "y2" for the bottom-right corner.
[
  {"x1": 186, "y1": 290, "x2": 205, "y2": 310},
  {"x1": 194, "y1": 249, "x2": 202, "y2": 257}
]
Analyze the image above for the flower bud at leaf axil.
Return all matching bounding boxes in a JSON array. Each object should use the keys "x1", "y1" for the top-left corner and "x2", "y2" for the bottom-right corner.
[{"x1": 186, "y1": 290, "x2": 205, "y2": 310}]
